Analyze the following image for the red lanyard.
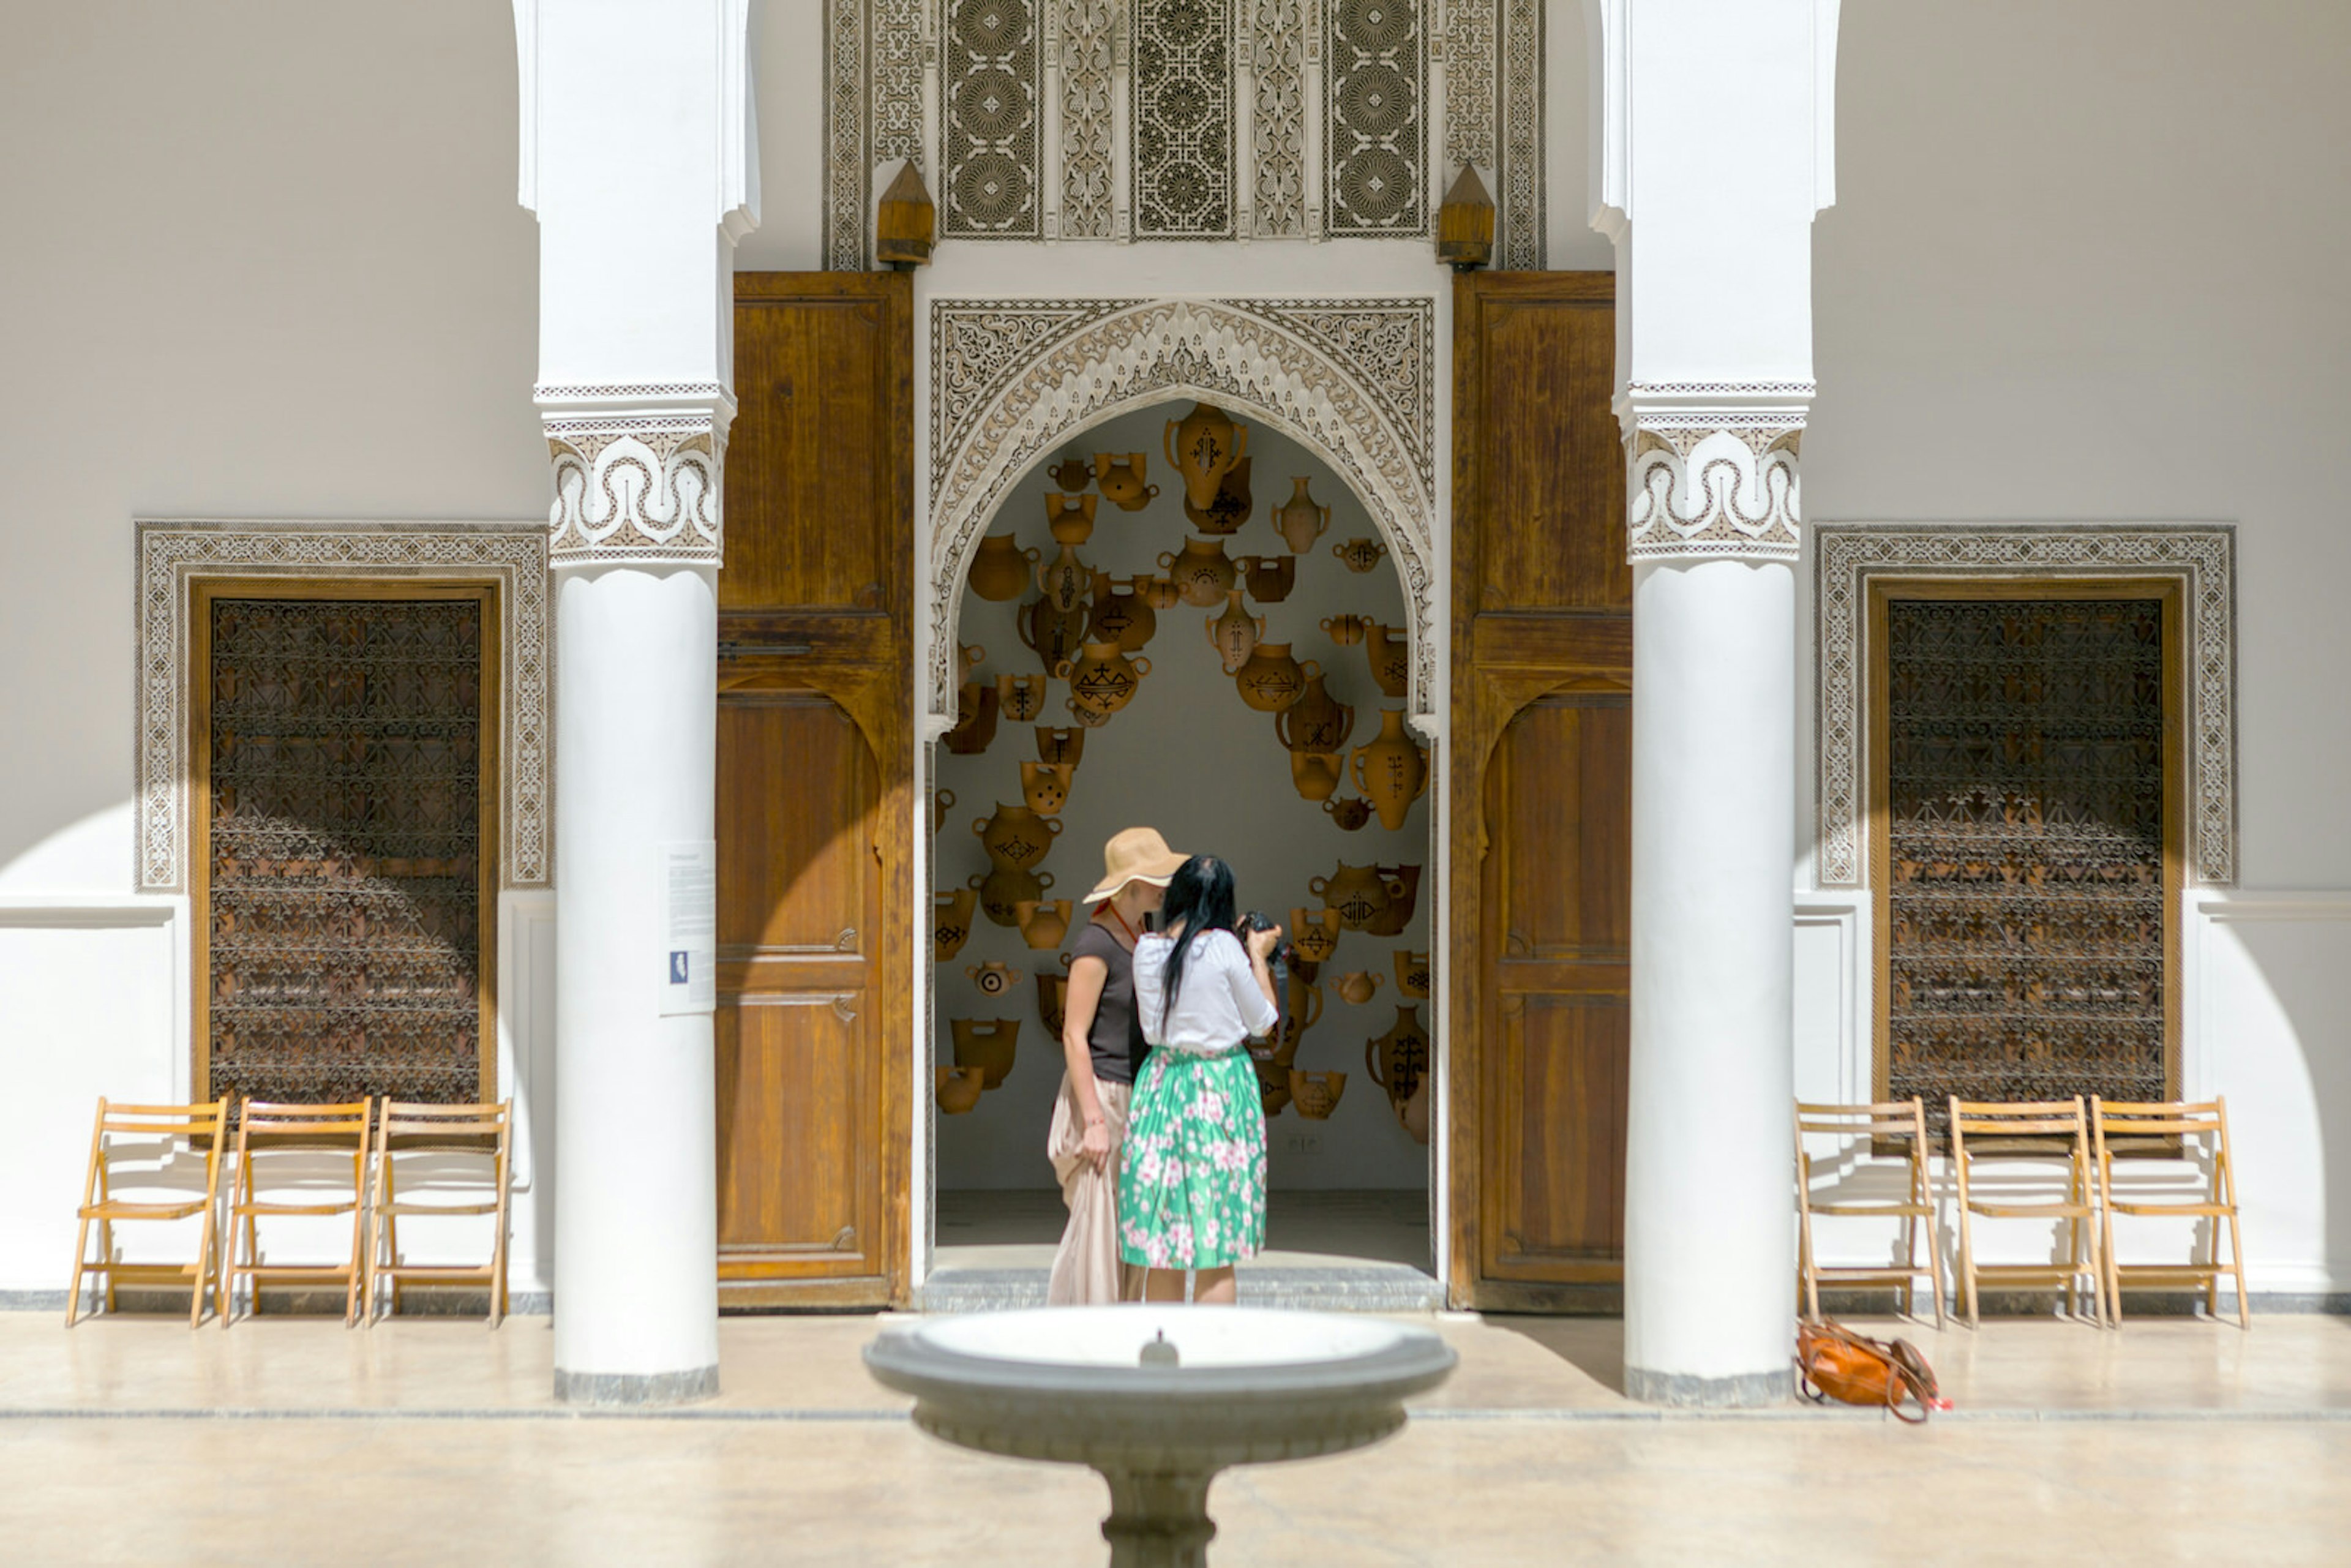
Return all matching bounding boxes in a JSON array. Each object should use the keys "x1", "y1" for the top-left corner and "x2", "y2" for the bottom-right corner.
[{"x1": 1104, "y1": 901, "x2": 1139, "y2": 947}]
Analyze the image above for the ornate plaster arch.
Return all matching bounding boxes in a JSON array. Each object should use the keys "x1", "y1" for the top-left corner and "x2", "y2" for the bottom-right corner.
[{"x1": 926, "y1": 296, "x2": 1439, "y2": 729}]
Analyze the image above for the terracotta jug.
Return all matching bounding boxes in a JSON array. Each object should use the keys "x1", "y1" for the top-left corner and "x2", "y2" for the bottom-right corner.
[
  {"x1": 969, "y1": 533, "x2": 1041, "y2": 601},
  {"x1": 1205, "y1": 589, "x2": 1265, "y2": 677},
  {"x1": 970, "y1": 866, "x2": 1054, "y2": 928},
  {"x1": 1094, "y1": 452, "x2": 1158, "y2": 511},
  {"x1": 959, "y1": 642, "x2": 987, "y2": 683},
  {"x1": 1365, "y1": 622, "x2": 1409, "y2": 699},
  {"x1": 1257, "y1": 1059, "x2": 1293, "y2": 1117},
  {"x1": 1034, "y1": 726, "x2": 1086, "y2": 767},
  {"x1": 1289, "y1": 906, "x2": 1343, "y2": 964},
  {"x1": 997, "y1": 672, "x2": 1049, "y2": 723},
  {"x1": 1158, "y1": 536, "x2": 1236, "y2": 608},
  {"x1": 1400, "y1": 1075, "x2": 1430, "y2": 1144},
  {"x1": 1139, "y1": 573, "x2": 1183, "y2": 610},
  {"x1": 931, "y1": 786, "x2": 956, "y2": 836},
  {"x1": 1367, "y1": 863, "x2": 1423, "y2": 937},
  {"x1": 1019, "y1": 760, "x2": 1074, "y2": 816},
  {"x1": 974, "y1": 802, "x2": 1062, "y2": 869},
  {"x1": 1275, "y1": 669, "x2": 1355, "y2": 753},
  {"x1": 966, "y1": 959, "x2": 1025, "y2": 999},
  {"x1": 1288, "y1": 1068, "x2": 1347, "y2": 1120},
  {"x1": 1037, "y1": 543, "x2": 1090, "y2": 612},
  {"x1": 1066, "y1": 698, "x2": 1113, "y2": 729},
  {"x1": 1365, "y1": 1005, "x2": 1431, "y2": 1117},
  {"x1": 1046, "y1": 491, "x2": 1098, "y2": 546},
  {"x1": 1013, "y1": 898, "x2": 1073, "y2": 951},
  {"x1": 943, "y1": 680, "x2": 999, "y2": 756},
  {"x1": 1311, "y1": 863, "x2": 1392, "y2": 932},
  {"x1": 1322, "y1": 796, "x2": 1373, "y2": 831},
  {"x1": 1289, "y1": 750, "x2": 1344, "y2": 802},
  {"x1": 1332, "y1": 535, "x2": 1387, "y2": 574},
  {"x1": 1274, "y1": 476, "x2": 1331, "y2": 555},
  {"x1": 1183, "y1": 455, "x2": 1253, "y2": 535},
  {"x1": 1351, "y1": 708, "x2": 1429, "y2": 830},
  {"x1": 1395, "y1": 948, "x2": 1431, "y2": 999},
  {"x1": 1048, "y1": 457, "x2": 1094, "y2": 493},
  {"x1": 1037, "y1": 966, "x2": 1070, "y2": 1037},
  {"x1": 1059, "y1": 640, "x2": 1152, "y2": 716},
  {"x1": 1284, "y1": 972, "x2": 1324, "y2": 1034},
  {"x1": 1322, "y1": 612, "x2": 1371, "y2": 647},
  {"x1": 936, "y1": 1065, "x2": 988, "y2": 1115},
  {"x1": 1164, "y1": 402, "x2": 1249, "y2": 511},
  {"x1": 1018, "y1": 594, "x2": 1090, "y2": 675},
  {"x1": 1086, "y1": 572, "x2": 1156, "y2": 651},
  {"x1": 1336, "y1": 970, "x2": 1385, "y2": 1007},
  {"x1": 1236, "y1": 554, "x2": 1295, "y2": 604},
  {"x1": 934, "y1": 888, "x2": 977, "y2": 962},
  {"x1": 950, "y1": 1018, "x2": 1020, "y2": 1089},
  {"x1": 1234, "y1": 644, "x2": 1308, "y2": 713}
]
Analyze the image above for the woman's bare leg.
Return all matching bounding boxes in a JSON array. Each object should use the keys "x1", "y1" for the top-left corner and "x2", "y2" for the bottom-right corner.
[
  {"x1": 1142, "y1": 1267, "x2": 1188, "y2": 1302},
  {"x1": 1194, "y1": 1265, "x2": 1236, "y2": 1305}
]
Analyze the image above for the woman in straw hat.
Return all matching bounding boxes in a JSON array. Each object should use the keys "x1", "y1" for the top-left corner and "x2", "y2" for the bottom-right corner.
[{"x1": 1046, "y1": 826, "x2": 1189, "y2": 1305}]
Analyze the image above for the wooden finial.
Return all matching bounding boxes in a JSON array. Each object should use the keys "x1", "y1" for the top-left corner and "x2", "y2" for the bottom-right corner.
[
  {"x1": 876, "y1": 160, "x2": 935, "y2": 269},
  {"x1": 1436, "y1": 165, "x2": 1495, "y2": 271}
]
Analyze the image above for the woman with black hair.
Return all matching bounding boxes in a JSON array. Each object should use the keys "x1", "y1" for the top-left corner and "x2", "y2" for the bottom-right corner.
[{"x1": 1119, "y1": 855, "x2": 1282, "y2": 1304}]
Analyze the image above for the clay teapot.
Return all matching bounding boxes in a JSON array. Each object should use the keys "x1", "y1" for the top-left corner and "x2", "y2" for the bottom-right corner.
[
  {"x1": 1205, "y1": 589, "x2": 1265, "y2": 676},
  {"x1": 1273, "y1": 476, "x2": 1331, "y2": 555},
  {"x1": 1288, "y1": 1069, "x2": 1347, "y2": 1120},
  {"x1": 966, "y1": 959, "x2": 1026, "y2": 999},
  {"x1": 1289, "y1": 906, "x2": 1343, "y2": 964},
  {"x1": 1013, "y1": 898, "x2": 1073, "y2": 951},
  {"x1": 997, "y1": 672, "x2": 1049, "y2": 723},
  {"x1": 1157, "y1": 536, "x2": 1236, "y2": 608},
  {"x1": 1059, "y1": 640, "x2": 1151, "y2": 717},
  {"x1": 1019, "y1": 595, "x2": 1090, "y2": 676},
  {"x1": 1312, "y1": 863, "x2": 1392, "y2": 932},
  {"x1": 1235, "y1": 554, "x2": 1295, "y2": 604},
  {"x1": 1094, "y1": 452, "x2": 1158, "y2": 512},
  {"x1": 1234, "y1": 644, "x2": 1308, "y2": 713},
  {"x1": 970, "y1": 866, "x2": 1054, "y2": 928},
  {"x1": 1367, "y1": 863, "x2": 1423, "y2": 937},
  {"x1": 1139, "y1": 574, "x2": 1183, "y2": 611},
  {"x1": 931, "y1": 786, "x2": 956, "y2": 836},
  {"x1": 1045, "y1": 491, "x2": 1098, "y2": 545},
  {"x1": 1086, "y1": 572, "x2": 1156, "y2": 652},
  {"x1": 1034, "y1": 726, "x2": 1086, "y2": 767},
  {"x1": 1020, "y1": 760, "x2": 1074, "y2": 816},
  {"x1": 1322, "y1": 796, "x2": 1373, "y2": 831},
  {"x1": 969, "y1": 534, "x2": 1041, "y2": 601},
  {"x1": 950, "y1": 1018, "x2": 1019, "y2": 1089},
  {"x1": 1365, "y1": 622, "x2": 1410, "y2": 699},
  {"x1": 943, "y1": 680, "x2": 999, "y2": 756},
  {"x1": 1332, "y1": 535, "x2": 1388, "y2": 574},
  {"x1": 1322, "y1": 613, "x2": 1371, "y2": 647},
  {"x1": 1336, "y1": 970, "x2": 1385, "y2": 1007},
  {"x1": 1037, "y1": 543, "x2": 1091, "y2": 612},
  {"x1": 934, "y1": 888, "x2": 978, "y2": 962},
  {"x1": 1276, "y1": 668, "x2": 1355, "y2": 753},
  {"x1": 1289, "y1": 750, "x2": 1345, "y2": 803},
  {"x1": 1048, "y1": 457, "x2": 1094, "y2": 493},
  {"x1": 1365, "y1": 1005, "x2": 1431, "y2": 1118},
  {"x1": 1183, "y1": 456, "x2": 1253, "y2": 535},
  {"x1": 1395, "y1": 948, "x2": 1431, "y2": 999},
  {"x1": 974, "y1": 802, "x2": 1062, "y2": 869},
  {"x1": 1164, "y1": 402, "x2": 1249, "y2": 512},
  {"x1": 1351, "y1": 708, "x2": 1428, "y2": 830},
  {"x1": 936, "y1": 1065, "x2": 988, "y2": 1116}
]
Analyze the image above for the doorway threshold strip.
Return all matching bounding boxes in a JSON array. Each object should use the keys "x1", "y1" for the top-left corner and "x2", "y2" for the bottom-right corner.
[{"x1": 6, "y1": 1403, "x2": 2347, "y2": 1425}]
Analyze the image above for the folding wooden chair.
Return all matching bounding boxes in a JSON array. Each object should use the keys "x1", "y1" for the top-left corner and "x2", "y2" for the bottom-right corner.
[
  {"x1": 1949, "y1": 1097, "x2": 2107, "y2": 1327},
  {"x1": 2093, "y1": 1097, "x2": 2250, "y2": 1329},
  {"x1": 67, "y1": 1098, "x2": 230, "y2": 1327},
  {"x1": 219, "y1": 1098, "x2": 373, "y2": 1327},
  {"x1": 363, "y1": 1100, "x2": 514, "y2": 1326},
  {"x1": 1794, "y1": 1098, "x2": 1946, "y2": 1326}
]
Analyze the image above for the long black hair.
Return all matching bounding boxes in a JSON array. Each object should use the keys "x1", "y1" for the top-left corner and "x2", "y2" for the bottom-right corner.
[{"x1": 1157, "y1": 855, "x2": 1237, "y2": 1033}]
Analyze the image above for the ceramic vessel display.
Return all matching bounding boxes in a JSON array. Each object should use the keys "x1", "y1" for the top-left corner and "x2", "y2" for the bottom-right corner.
[
  {"x1": 1019, "y1": 594, "x2": 1091, "y2": 675},
  {"x1": 1274, "y1": 475, "x2": 1332, "y2": 555},
  {"x1": 1365, "y1": 622, "x2": 1409, "y2": 698},
  {"x1": 970, "y1": 534, "x2": 1041, "y2": 601},
  {"x1": 1205, "y1": 590, "x2": 1264, "y2": 676},
  {"x1": 1321, "y1": 612, "x2": 1370, "y2": 647},
  {"x1": 1235, "y1": 554, "x2": 1296, "y2": 604},
  {"x1": 967, "y1": 959, "x2": 1025, "y2": 999},
  {"x1": 1288, "y1": 1069, "x2": 1347, "y2": 1120},
  {"x1": 971, "y1": 866, "x2": 1054, "y2": 928},
  {"x1": 1037, "y1": 967, "x2": 1070, "y2": 1038},
  {"x1": 935, "y1": 887, "x2": 978, "y2": 961},
  {"x1": 1335, "y1": 970, "x2": 1385, "y2": 1006},
  {"x1": 1093, "y1": 451, "x2": 1158, "y2": 511},
  {"x1": 1139, "y1": 573, "x2": 1183, "y2": 610},
  {"x1": 1046, "y1": 491, "x2": 1098, "y2": 545},
  {"x1": 1157, "y1": 536, "x2": 1236, "y2": 608},
  {"x1": 1037, "y1": 543, "x2": 1091, "y2": 612},
  {"x1": 1233, "y1": 644, "x2": 1308, "y2": 713},
  {"x1": 1048, "y1": 457, "x2": 1094, "y2": 493},
  {"x1": 1013, "y1": 899, "x2": 1073, "y2": 951},
  {"x1": 997, "y1": 672, "x2": 1049, "y2": 723},
  {"x1": 932, "y1": 786, "x2": 956, "y2": 836},
  {"x1": 1256, "y1": 1059, "x2": 1293, "y2": 1116},
  {"x1": 1400, "y1": 1075, "x2": 1430, "y2": 1144},
  {"x1": 1284, "y1": 972, "x2": 1324, "y2": 1036},
  {"x1": 1332, "y1": 536, "x2": 1387, "y2": 574},
  {"x1": 1183, "y1": 455, "x2": 1253, "y2": 535},
  {"x1": 1365, "y1": 1006, "x2": 1431, "y2": 1121},
  {"x1": 1059, "y1": 640, "x2": 1152, "y2": 717},
  {"x1": 1289, "y1": 749, "x2": 1344, "y2": 802},
  {"x1": 975, "y1": 803, "x2": 1063, "y2": 869},
  {"x1": 1020, "y1": 760, "x2": 1074, "y2": 816},
  {"x1": 936, "y1": 1065, "x2": 987, "y2": 1116},
  {"x1": 1351, "y1": 708, "x2": 1429, "y2": 830},
  {"x1": 1311, "y1": 863, "x2": 1392, "y2": 932},
  {"x1": 944, "y1": 680, "x2": 999, "y2": 756},
  {"x1": 1367, "y1": 863, "x2": 1423, "y2": 937},
  {"x1": 1164, "y1": 402, "x2": 1249, "y2": 511},
  {"x1": 1034, "y1": 726, "x2": 1086, "y2": 767},
  {"x1": 1085, "y1": 572, "x2": 1156, "y2": 651},
  {"x1": 1321, "y1": 796, "x2": 1373, "y2": 831},
  {"x1": 1395, "y1": 949, "x2": 1430, "y2": 999},
  {"x1": 1275, "y1": 669, "x2": 1355, "y2": 753},
  {"x1": 1289, "y1": 906, "x2": 1343, "y2": 963},
  {"x1": 950, "y1": 1018, "x2": 1020, "y2": 1089}
]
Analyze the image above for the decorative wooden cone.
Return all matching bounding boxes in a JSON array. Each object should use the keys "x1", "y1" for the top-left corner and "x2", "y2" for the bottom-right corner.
[
  {"x1": 1435, "y1": 163, "x2": 1494, "y2": 271},
  {"x1": 876, "y1": 160, "x2": 936, "y2": 267}
]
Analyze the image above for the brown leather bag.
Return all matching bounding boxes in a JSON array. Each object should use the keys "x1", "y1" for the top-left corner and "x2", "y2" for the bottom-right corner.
[{"x1": 1796, "y1": 1318, "x2": 1948, "y2": 1424}]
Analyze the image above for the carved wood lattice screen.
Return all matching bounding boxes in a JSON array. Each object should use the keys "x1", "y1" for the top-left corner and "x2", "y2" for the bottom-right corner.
[
  {"x1": 1883, "y1": 597, "x2": 2169, "y2": 1128},
  {"x1": 205, "y1": 596, "x2": 488, "y2": 1105}
]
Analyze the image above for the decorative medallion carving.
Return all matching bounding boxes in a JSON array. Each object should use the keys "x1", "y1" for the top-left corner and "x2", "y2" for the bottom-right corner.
[
  {"x1": 1059, "y1": 0, "x2": 1117, "y2": 238},
  {"x1": 1251, "y1": 0, "x2": 1308, "y2": 237},
  {"x1": 1132, "y1": 0, "x2": 1235, "y2": 238},
  {"x1": 1324, "y1": 0, "x2": 1426, "y2": 235},
  {"x1": 942, "y1": 0, "x2": 1040, "y2": 236}
]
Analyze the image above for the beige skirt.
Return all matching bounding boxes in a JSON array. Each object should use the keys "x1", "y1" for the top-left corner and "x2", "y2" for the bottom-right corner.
[{"x1": 1046, "y1": 1072, "x2": 1134, "y2": 1307}]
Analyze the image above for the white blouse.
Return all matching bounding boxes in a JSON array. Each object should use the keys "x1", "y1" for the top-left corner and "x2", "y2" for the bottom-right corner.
[{"x1": 1131, "y1": 929, "x2": 1280, "y2": 1055}]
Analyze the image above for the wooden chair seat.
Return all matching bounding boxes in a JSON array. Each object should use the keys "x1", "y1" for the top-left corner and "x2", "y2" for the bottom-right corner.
[
  {"x1": 2093, "y1": 1097, "x2": 2249, "y2": 1329},
  {"x1": 67, "y1": 1098, "x2": 230, "y2": 1327},
  {"x1": 1949, "y1": 1097, "x2": 2107, "y2": 1327},
  {"x1": 220, "y1": 1099, "x2": 373, "y2": 1327},
  {"x1": 365, "y1": 1100, "x2": 514, "y2": 1326},
  {"x1": 1794, "y1": 1098, "x2": 1945, "y2": 1326}
]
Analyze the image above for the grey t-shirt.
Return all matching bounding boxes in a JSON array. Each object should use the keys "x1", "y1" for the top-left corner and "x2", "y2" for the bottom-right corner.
[{"x1": 1069, "y1": 919, "x2": 1145, "y2": 1086}]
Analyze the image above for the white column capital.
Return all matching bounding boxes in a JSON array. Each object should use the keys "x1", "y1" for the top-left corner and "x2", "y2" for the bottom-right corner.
[
  {"x1": 1619, "y1": 382, "x2": 1812, "y2": 565},
  {"x1": 534, "y1": 386, "x2": 738, "y2": 571}
]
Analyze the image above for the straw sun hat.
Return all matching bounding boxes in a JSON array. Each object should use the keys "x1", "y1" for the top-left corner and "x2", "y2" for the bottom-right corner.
[{"x1": 1082, "y1": 826, "x2": 1190, "y2": 904}]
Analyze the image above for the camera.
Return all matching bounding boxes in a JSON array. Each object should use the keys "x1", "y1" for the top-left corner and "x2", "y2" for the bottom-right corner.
[{"x1": 1236, "y1": 910, "x2": 1301, "y2": 972}]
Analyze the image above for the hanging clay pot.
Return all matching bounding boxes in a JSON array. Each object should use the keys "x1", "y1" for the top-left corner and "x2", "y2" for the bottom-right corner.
[
  {"x1": 1020, "y1": 760, "x2": 1074, "y2": 816},
  {"x1": 1273, "y1": 476, "x2": 1332, "y2": 555},
  {"x1": 1048, "y1": 457, "x2": 1094, "y2": 493},
  {"x1": 1183, "y1": 455, "x2": 1253, "y2": 535},
  {"x1": 1288, "y1": 1069, "x2": 1347, "y2": 1120},
  {"x1": 1365, "y1": 1005, "x2": 1431, "y2": 1119},
  {"x1": 1164, "y1": 402, "x2": 1249, "y2": 512},
  {"x1": 943, "y1": 680, "x2": 999, "y2": 756},
  {"x1": 1276, "y1": 669, "x2": 1356, "y2": 754},
  {"x1": 1289, "y1": 750, "x2": 1345, "y2": 803},
  {"x1": 1018, "y1": 595, "x2": 1091, "y2": 677},
  {"x1": 974, "y1": 802, "x2": 1063, "y2": 870},
  {"x1": 950, "y1": 1018, "x2": 1020, "y2": 1089},
  {"x1": 1365, "y1": 622, "x2": 1410, "y2": 699},
  {"x1": 1400, "y1": 1075, "x2": 1430, "y2": 1144},
  {"x1": 931, "y1": 786, "x2": 957, "y2": 836},
  {"x1": 1059, "y1": 640, "x2": 1152, "y2": 717},
  {"x1": 1086, "y1": 572, "x2": 1156, "y2": 652},
  {"x1": 1037, "y1": 543, "x2": 1090, "y2": 612},
  {"x1": 937, "y1": 1065, "x2": 988, "y2": 1115},
  {"x1": 1367, "y1": 863, "x2": 1423, "y2": 937},
  {"x1": 1289, "y1": 906, "x2": 1343, "y2": 964},
  {"x1": 1013, "y1": 899, "x2": 1073, "y2": 951},
  {"x1": 966, "y1": 959, "x2": 1026, "y2": 999},
  {"x1": 1311, "y1": 863, "x2": 1392, "y2": 932},
  {"x1": 1139, "y1": 574, "x2": 1183, "y2": 611},
  {"x1": 1336, "y1": 970, "x2": 1386, "y2": 1007},
  {"x1": 1322, "y1": 796, "x2": 1373, "y2": 831},
  {"x1": 1332, "y1": 536, "x2": 1388, "y2": 574},
  {"x1": 997, "y1": 672, "x2": 1049, "y2": 724},
  {"x1": 1066, "y1": 699, "x2": 1113, "y2": 729},
  {"x1": 1034, "y1": 726, "x2": 1086, "y2": 767},
  {"x1": 1037, "y1": 967, "x2": 1070, "y2": 1039},
  {"x1": 1395, "y1": 948, "x2": 1431, "y2": 1000},
  {"x1": 970, "y1": 866, "x2": 1054, "y2": 928},
  {"x1": 1205, "y1": 589, "x2": 1265, "y2": 677},
  {"x1": 1235, "y1": 554, "x2": 1296, "y2": 604},
  {"x1": 959, "y1": 642, "x2": 987, "y2": 683},
  {"x1": 1351, "y1": 709, "x2": 1429, "y2": 831},
  {"x1": 1322, "y1": 613, "x2": 1371, "y2": 647},
  {"x1": 1046, "y1": 491, "x2": 1098, "y2": 546},
  {"x1": 934, "y1": 887, "x2": 978, "y2": 962},
  {"x1": 1094, "y1": 452, "x2": 1158, "y2": 512},
  {"x1": 1285, "y1": 972, "x2": 1324, "y2": 1035},
  {"x1": 1256, "y1": 1059, "x2": 1293, "y2": 1117},
  {"x1": 970, "y1": 534, "x2": 1041, "y2": 601},
  {"x1": 1157, "y1": 536, "x2": 1236, "y2": 609},
  {"x1": 1233, "y1": 643, "x2": 1308, "y2": 713}
]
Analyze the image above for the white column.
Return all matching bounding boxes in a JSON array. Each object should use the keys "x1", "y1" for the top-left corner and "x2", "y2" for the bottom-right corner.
[
  {"x1": 514, "y1": 0, "x2": 758, "y2": 1405},
  {"x1": 1587, "y1": 0, "x2": 1839, "y2": 1406}
]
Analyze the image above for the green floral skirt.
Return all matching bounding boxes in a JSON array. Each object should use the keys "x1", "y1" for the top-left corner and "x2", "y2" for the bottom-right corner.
[{"x1": 1117, "y1": 1046, "x2": 1267, "y2": 1270}]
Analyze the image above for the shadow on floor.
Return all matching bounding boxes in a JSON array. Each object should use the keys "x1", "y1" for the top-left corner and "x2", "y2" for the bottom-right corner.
[{"x1": 1482, "y1": 1315, "x2": 1628, "y2": 1396}]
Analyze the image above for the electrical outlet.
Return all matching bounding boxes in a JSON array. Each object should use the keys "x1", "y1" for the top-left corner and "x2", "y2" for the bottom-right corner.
[{"x1": 1284, "y1": 1133, "x2": 1321, "y2": 1155}]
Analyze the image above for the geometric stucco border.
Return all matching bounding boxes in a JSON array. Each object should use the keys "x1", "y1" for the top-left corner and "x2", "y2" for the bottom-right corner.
[
  {"x1": 135, "y1": 520, "x2": 550, "y2": 893},
  {"x1": 1813, "y1": 523, "x2": 2237, "y2": 887}
]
